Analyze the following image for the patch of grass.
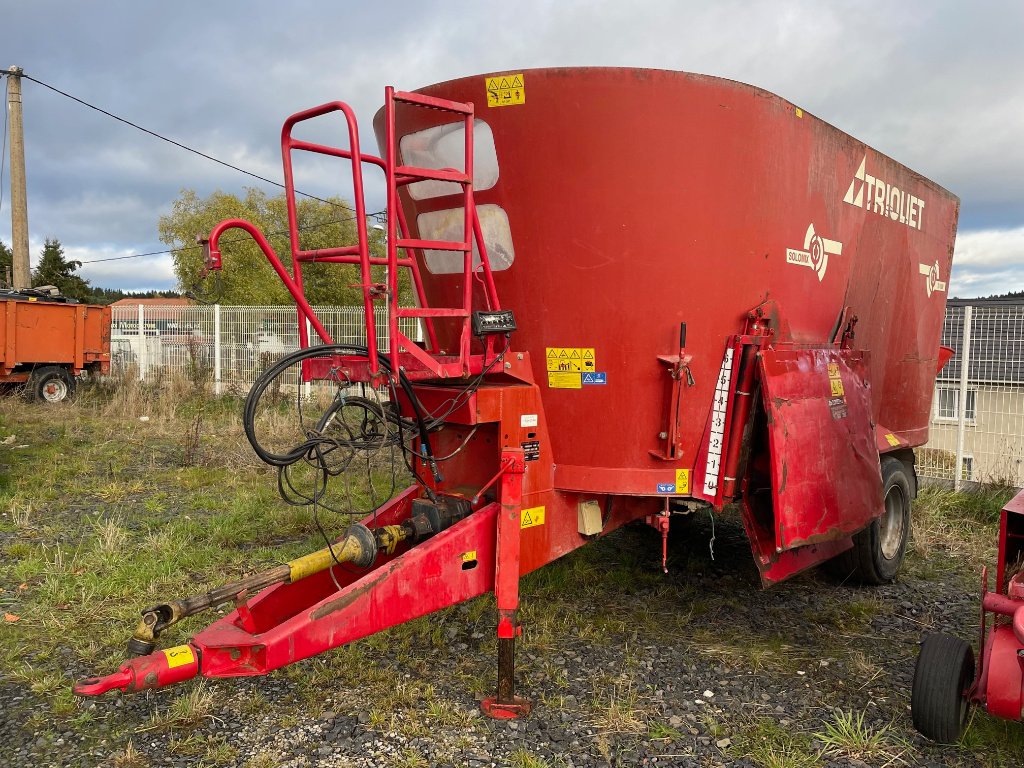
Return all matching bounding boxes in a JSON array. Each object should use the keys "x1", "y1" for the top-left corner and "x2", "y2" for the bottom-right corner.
[
  {"x1": 507, "y1": 748, "x2": 556, "y2": 768},
  {"x1": 590, "y1": 679, "x2": 649, "y2": 735},
  {"x1": 648, "y1": 721, "x2": 683, "y2": 742},
  {"x1": 731, "y1": 717, "x2": 820, "y2": 768},
  {"x1": 959, "y1": 709, "x2": 1024, "y2": 767},
  {"x1": 913, "y1": 482, "x2": 1016, "y2": 561},
  {"x1": 141, "y1": 683, "x2": 217, "y2": 732},
  {"x1": 813, "y1": 708, "x2": 912, "y2": 763},
  {"x1": 111, "y1": 739, "x2": 147, "y2": 768}
]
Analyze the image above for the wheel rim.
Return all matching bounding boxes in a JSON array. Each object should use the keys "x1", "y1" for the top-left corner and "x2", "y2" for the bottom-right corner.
[
  {"x1": 879, "y1": 483, "x2": 906, "y2": 560},
  {"x1": 42, "y1": 379, "x2": 68, "y2": 403}
]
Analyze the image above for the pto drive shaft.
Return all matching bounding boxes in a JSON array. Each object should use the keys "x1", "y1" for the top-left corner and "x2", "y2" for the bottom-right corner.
[{"x1": 127, "y1": 522, "x2": 407, "y2": 656}]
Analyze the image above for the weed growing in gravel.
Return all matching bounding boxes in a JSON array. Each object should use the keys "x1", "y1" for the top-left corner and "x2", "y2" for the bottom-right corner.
[
  {"x1": 731, "y1": 716, "x2": 821, "y2": 768},
  {"x1": 813, "y1": 708, "x2": 912, "y2": 763},
  {"x1": 110, "y1": 739, "x2": 146, "y2": 768},
  {"x1": 590, "y1": 679, "x2": 649, "y2": 735},
  {"x1": 507, "y1": 748, "x2": 559, "y2": 768},
  {"x1": 140, "y1": 682, "x2": 217, "y2": 732}
]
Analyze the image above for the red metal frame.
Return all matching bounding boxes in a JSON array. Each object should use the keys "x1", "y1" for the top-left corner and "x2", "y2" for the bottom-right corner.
[{"x1": 968, "y1": 491, "x2": 1024, "y2": 721}]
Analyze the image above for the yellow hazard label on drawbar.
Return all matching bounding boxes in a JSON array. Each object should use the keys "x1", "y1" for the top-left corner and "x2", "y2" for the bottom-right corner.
[
  {"x1": 486, "y1": 73, "x2": 525, "y2": 107},
  {"x1": 830, "y1": 378, "x2": 845, "y2": 397},
  {"x1": 163, "y1": 645, "x2": 195, "y2": 669},
  {"x1": 884, "y1": 433, "x2": 901, "y2": 447},
  {"x1": 462, "y1": 550, "x2": 477, "y2": 563},
  {"x1": 521, "y1": 506, "x2": 545, "y2": 529},
  {"x1": 546, "y1": 347, "x2": 597, "y2": 373}
]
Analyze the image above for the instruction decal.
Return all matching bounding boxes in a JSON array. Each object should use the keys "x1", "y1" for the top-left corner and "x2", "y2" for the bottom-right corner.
[
  {"x1": 163, "y1": 645, "x2": 196, "y2": 669},
  {"x1": 581, "y1": 372, "x2": 607, "y2": 385},
  {"x1": 521, "y1": 439, "x2": 540, "y2": 461},
  {"x1": 521, "y1": 505, "x2": 545, "y2": 529},
  {"x1": 462, "y1": 550, "x2": 478, "y2": 563},
  {"x1": 520, "y1": 413, "x2": 538, "y2": 428},
  {"x1": 547, "y1": 371, "x2": 581, "y2": 389},
  {"x1": 486, "y1": 73, "x2": 525, "y2": 107},
  {"x1": 657, "y1": 483, "x2": 676, "y2": 494},
  {"x1": 828, "y1": 396, "x2": 849, "y2": 420}
]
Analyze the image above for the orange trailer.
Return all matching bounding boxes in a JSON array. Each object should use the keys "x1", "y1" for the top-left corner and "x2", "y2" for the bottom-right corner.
[{"x1": 0, "y1": 290, "x2": 111, "y2": 401}]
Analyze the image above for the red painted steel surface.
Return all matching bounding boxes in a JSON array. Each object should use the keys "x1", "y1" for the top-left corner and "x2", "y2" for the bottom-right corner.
[
  {"x1": 374, "y1": 68, "x2": 959, "y2": 495},
  {"x1": 758, "y1": 348, "x2": 881, "y2": 550}
]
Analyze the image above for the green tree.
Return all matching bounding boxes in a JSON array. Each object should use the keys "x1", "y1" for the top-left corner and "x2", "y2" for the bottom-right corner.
[
  {"x1": 31, "y1": 238, "x2": 92, "y2": 301},
  {"x1": 0, "y1": 240, "x2": 11, "y2": 286},
  {"x1": 159, "y1": 188, "x2": 388, "y2": 306}
]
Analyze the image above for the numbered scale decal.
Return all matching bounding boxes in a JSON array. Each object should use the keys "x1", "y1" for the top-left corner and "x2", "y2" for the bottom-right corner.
[{"x1": 702, "y1": 347, "x2": 734, "y2": 497}]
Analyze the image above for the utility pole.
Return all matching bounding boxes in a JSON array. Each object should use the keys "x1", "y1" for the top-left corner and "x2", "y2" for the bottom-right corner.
[{"x1": 7, "y1": 66, "x2": 31, "y2": 289}]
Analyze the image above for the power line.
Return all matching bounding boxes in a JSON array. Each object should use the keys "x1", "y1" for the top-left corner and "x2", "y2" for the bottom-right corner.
[
  {"x1": 18, "y1": 71, "x2": 358, "y2": 214},
  {"x1": 4, "y1": 70, "x2": 388, "y2": 266},
  {"x1": 78, "y1": 209, "x2": 385, "y2": 264}
]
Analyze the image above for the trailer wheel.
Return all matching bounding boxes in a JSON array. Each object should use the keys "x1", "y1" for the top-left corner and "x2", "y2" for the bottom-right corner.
[
  {"x1": 911, "y1": 632, "x2": 974, "y2": 743},
  {"x1": 29, "y1": 366, "x2": 75, "y2": 403},
  {"x1": 828, "y1": 456, "x2": 911, "y2": 584}
]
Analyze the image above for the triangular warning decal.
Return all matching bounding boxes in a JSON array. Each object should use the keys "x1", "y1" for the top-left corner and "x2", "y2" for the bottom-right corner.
[
  {"x1": 582, "y1": 349, "x2": 594, "y2": 359},
  {"x1": 499, "y1": 77, "x2": 510, "y2": 88},
  {"x1": 559, "y1": 350, "x2": 569, "y2": 358},
  {"x1": 569, "y1": 349, "x2": 580, "y2": 358},
  {"x1": 547, "y1": 348, "x2": 558, "y2": 358},
  {"x1": 511, "y1": 75, "x2": 523, "y2": 87},
  {"x1": 522, "y1": 510, "x2": 533, "y2": 525},
  {"x1": 486, "y1": 78, "x2": 499, "y2": 90}
]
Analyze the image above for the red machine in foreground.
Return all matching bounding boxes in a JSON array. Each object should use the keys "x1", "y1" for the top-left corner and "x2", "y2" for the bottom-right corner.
[
  {"x1": 912, "y1": 491, "x2": 1024, "y2": 741},
  {"x1": 76, "y1": 68, "x2": 959, "y2": 718}
]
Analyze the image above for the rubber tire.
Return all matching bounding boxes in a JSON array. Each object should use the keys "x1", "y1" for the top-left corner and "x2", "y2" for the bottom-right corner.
[
  {"x1": 911, "y1": 632, "x2": 974, "y2": 743},
  {"x1": 29, "y1": 366, "x2": 75, "y2": 403},
  {"x1": 827, "y1": 456, "x2": 912, "y2": 584}
]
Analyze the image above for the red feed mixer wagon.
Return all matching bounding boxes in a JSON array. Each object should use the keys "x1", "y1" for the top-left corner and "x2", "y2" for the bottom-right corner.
[{"x1": 76, "y1": 68, "x2": 961, "y2": 720}]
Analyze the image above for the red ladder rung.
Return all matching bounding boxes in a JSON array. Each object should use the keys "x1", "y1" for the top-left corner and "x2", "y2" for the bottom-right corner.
[
  {"x1": 393, "y1": 166, "x2": 470, "y2": 184},
  {"x1": 396, "y1": 238, "x2": 471, "y2": 252},
  {"x1": 398, "y1": 308, "x2": 469, "y2": 318},
  {"x1": 392, "y1": 91, "x2": 472, "y2": 114}
]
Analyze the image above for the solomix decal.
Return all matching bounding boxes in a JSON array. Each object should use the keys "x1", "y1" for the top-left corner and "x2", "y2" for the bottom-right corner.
[{"x1": 844, "y1": 156, "x2": 926, "y2": 231}]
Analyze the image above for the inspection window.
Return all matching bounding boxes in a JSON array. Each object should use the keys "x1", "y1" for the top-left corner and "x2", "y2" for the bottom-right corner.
[{"x1": 934, "y1": 386, "x2": 976, "y2": 423}]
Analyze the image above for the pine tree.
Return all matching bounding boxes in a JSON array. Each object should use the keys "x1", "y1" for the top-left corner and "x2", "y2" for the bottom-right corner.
[{"x1": 31, "y1": 238, "x2": 92, "y2": 302}]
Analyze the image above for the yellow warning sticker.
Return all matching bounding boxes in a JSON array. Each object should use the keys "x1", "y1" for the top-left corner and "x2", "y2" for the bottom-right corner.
[
  {"x1": 486, "y1": 73, "x2": 525, "y2": 107},
  {"x1": 546, "y1": 347, "x2": 597, "y2": 373},
  {"x1": 827, "y1": 362, "x2": 841, "y2": 379},
  {"x1": 830, "y1": 378, "x2": 845, "y2": 397},
  {"x1": 884, "y1": 433, "x2": 901, "y2": 447},
  {"x1": 462, "y1": 550, "x2": 478, "y2": 563},
  {"x1": 163, "y1": 645, "x2": 195, "y2": 669},
  {"x1": 521, "y1": 506, "x2": 545, "y2": 529},
  {"x1": 548, "y1": 371, "x2": 581, "y2": 389},
  {"x1": 675, "y1": 469, "x2": 690, "y2": 494}
]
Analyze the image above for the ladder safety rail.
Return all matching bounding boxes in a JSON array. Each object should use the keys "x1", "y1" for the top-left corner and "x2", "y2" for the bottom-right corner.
[
  {"x1": 383, "y1": 87, "x2": 501, "y2": 378},
  {"x1": 280, "y1": 102, "x2": 379, "y2": 371},
  {"x1": 206, "y1": 218, "x2": 334, "y2": 346}
]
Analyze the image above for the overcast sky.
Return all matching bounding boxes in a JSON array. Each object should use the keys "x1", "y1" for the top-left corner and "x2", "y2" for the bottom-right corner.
[{"x1": 2, "y1": 1, "x2": 1022, "y2": 297}]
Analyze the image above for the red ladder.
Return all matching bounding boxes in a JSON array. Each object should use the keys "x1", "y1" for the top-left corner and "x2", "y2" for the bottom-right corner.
[{"x1": 271, "y1": 88, "x2": 500, "y2": 380}]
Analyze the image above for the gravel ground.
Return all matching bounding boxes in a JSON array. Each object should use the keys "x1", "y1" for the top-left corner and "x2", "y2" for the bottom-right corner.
[{"x1": 0, "y1": 510, "x2": 1006, "y2": 768}]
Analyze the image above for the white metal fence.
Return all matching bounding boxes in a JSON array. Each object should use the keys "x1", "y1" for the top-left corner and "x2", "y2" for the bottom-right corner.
[
  {"x1": 112, "y1": 301, "x2": 1024, "y2": 488},
  {"x1": 110, "y1": 304, "x2": 422, "y2": 394},
  {"x1": 918, "y1": 301, "x2": 1024, "y2": 489}
]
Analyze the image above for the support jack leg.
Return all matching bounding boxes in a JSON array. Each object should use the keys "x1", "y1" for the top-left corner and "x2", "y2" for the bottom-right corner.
[{"x1": 481, "y1": 448, "x2": 532, "y2": 720}]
